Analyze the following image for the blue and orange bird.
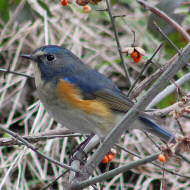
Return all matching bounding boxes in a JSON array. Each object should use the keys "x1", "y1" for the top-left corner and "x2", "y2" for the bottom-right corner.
[{"x1": 21, "y1": 45, "x2": 174, "y2": 144}]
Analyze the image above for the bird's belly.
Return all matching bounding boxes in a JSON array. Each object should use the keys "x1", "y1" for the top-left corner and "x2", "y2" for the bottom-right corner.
[{"x1": 38, "y1": 88, "x2": 115, "y2": 138}]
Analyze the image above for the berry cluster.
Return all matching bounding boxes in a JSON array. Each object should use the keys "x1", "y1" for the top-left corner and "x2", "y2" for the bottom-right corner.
[
  {"x1": 60, "y1": 0, "x2": 102, "y2": 13},
  {"x1": 101, "y1": 148, "x2": 116, "y2": 164}
]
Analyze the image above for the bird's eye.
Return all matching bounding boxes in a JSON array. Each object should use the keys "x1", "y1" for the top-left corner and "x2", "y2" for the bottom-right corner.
[{"x1": 47, "y1": 55, "x2": 55, "y2": 61}]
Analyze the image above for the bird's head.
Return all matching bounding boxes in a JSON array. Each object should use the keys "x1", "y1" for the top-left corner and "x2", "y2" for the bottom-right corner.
[{"x1": 21, "y1": 45, "x2": 84, "y2": 83}]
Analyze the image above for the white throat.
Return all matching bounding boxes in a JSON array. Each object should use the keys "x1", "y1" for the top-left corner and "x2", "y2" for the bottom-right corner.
[{"x1": 32, "y1": 63, "x2": 44, "y2": 88}]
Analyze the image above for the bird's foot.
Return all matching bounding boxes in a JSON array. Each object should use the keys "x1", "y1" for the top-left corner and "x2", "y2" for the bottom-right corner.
[
  {"x1": 69, "y1": 148, "x2": 88, "y2": 166},
  {"x1": 69, "y1": 133, "x2": 95, "y2": 165}
]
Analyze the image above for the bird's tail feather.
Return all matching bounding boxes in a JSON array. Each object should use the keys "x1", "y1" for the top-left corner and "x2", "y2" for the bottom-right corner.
[{"x1": 137, "y1": 116, "x2": 175, "y2": 143}]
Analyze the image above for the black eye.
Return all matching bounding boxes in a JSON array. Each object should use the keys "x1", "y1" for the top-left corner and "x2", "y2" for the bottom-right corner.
[{"x1": 47, "y1": 54, "x2": 55, "y2": 61}]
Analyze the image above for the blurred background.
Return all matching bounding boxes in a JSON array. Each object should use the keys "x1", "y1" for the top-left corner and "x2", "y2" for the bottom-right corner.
[{"x1": 0, "y1": 0, "x2": 190, "y2": 189}]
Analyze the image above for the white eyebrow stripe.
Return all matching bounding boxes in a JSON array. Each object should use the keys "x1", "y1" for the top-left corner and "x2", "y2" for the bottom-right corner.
[{"x1": 34, "y1": 50, "x2": 44, "y2": 56}]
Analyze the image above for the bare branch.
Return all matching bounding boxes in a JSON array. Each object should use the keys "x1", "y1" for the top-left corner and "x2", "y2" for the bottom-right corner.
[
  {"x1": 105, "y1": 0, "x2": 131, "y2": 86},
  {"x1": 147, "y1": 73, "x2": 190, "y2": 109},
  {"x1": 73, "y1": 43, "x2": 190, "y2": 182},
  {"x1": 137, "y1": 0, "x2": 190, "y2": 42},
  {"x1": 75, "y1": 153, "x2": 160, "y2": 189},
  {"x1": 0, "y1": 125, "x2": 80, "y2": 173}
]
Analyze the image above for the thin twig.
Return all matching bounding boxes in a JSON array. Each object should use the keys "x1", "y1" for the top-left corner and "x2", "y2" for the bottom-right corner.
[
  {"x1": 96, "y1": 9, "x2": 108, "y2": 11},
  {"x1": 147, "y1": 73, "x2": 190, "y2": 109},
  {"x1": 144, "y1": 132, "x2": 160, "y2": 149},
  {"x1": 137, "y1": 0, "x2": 190, "y2": 42},
  {"x1": 40, "y1": 170, "x2": 69, "y2": 190},
  {"x1": 113, "y1": 14, "x2": 126, "y2": 18},
  {"x1": 0, "y1": 133, "x2": 86, "y2": 146},
  {"x1": 153, "y1": 22, "x2": 181, "y2": 55},
  {"x1": 129, "y1": 55, "x2": 176, "y2": 99},
  {"x1": 115, "y1": 144, "x2": 190, "y2": 178},
  {"x1": 0, "y1": 0, "x2": 27, "y2": 46},
  {"x1": 74, "y1": 153, "x2": 160, "y2": 189},
  {"x1": 161, "y1": 163, "x2": 165, "y2": 190},
  {"x1": 100, "y1": 162, "x2": 111, "y2": 190},
  {"x1": 105, "y1": 0, "x2": 131, "y2": 86},
  {"x1": 127, "y1": 42, "x2": 164, "y2": 96},
  {"x1": 176, "y1": 152, "x2": 190, "y2": 165},
  {"x1": 0, "y1": 68, "x2": 33, "y2": 78},
  {"x1": 176, "y1": 119, "x2": 186, "y2": 136},
  {"x1": 0, "y1": 125, "x2": 80, "y2": 174}
]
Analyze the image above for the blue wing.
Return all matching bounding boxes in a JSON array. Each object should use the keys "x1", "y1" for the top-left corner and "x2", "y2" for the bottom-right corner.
[{"x1": 61, "y1": 67, "x2": 134, "y2": 112}]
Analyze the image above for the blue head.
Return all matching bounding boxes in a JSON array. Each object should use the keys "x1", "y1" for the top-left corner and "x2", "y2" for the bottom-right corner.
[
  {"x1": 21, "y1": 45, "x2": 123, "y2": 95},
  {"x1": 21, "y1": 45, "x2": 85, "y2": 82}
]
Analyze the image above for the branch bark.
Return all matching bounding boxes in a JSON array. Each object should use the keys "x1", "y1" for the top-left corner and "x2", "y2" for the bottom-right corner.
[{"x1": 137, "y1": 0, "x2": 190, "y2": 42}]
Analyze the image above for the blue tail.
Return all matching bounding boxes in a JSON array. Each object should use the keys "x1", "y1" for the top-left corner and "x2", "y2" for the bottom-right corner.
[{"x1": 138, "y1": 117, "x2": 175, "y2": 143}]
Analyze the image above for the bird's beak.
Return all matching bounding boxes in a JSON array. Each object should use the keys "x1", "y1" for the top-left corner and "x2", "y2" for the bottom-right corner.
[{"x1": 20, "y1": 54, "x2": 33, "y2": 60}]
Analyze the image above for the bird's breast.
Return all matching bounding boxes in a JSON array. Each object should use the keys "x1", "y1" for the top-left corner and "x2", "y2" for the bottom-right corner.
[
  {"x1": 56, "y1": 79, "x2": 113, "y2": 119},
  {"x1": 37, "y1": 79, "x2": 116, "y2": 137}
]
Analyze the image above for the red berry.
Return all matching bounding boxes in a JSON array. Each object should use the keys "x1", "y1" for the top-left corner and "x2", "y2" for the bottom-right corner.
[
  {"x1": 107, "y1": 153, "x2": 114, "y2": 161},
  {"x1": 133, "y1": 54, "x2": 142, "y2": 63},
  {"x1": 83, "y1": 5, "x2": 91, "y2": 13},
  {"x1": 130, "y1": 51, "x2": 138, "y2": 58},
  {"x1": 101, "y1": 156, "x2": 109, "y2": 164},
  {"x1": 158, "y1": 154, "x2": 166, "y2": 163},
  {"x1": 61, "y1": 0, "x2": 68, "y2": 6}
]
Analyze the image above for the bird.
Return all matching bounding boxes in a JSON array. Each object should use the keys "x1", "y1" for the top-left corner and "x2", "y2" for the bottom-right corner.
[{"x1": 21, "y1": 45, "x2": 174, "y2": 144}]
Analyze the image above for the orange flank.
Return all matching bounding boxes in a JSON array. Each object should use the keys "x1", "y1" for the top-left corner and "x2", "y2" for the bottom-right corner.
[{"x1": 56, "y1": 79, "x2": 112, "y2": 118}]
